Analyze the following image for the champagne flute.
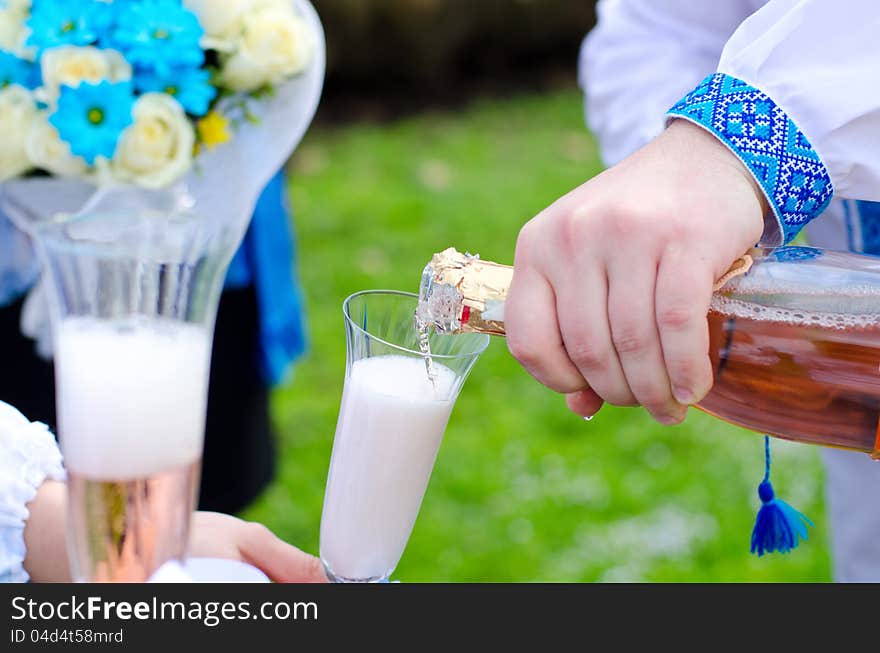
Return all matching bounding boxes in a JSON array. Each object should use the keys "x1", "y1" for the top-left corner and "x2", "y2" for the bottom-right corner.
[
  {"x1": 319, "y1": 290, "x2": 489, "y2": 582},
  {"x1": 26, "y1": 200, "x2": 236, "y2": 582}
]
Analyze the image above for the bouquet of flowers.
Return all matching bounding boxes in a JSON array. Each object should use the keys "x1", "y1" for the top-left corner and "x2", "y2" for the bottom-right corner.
[
  {"x1": 0, "y1": 0, "x2": 323, "y2": 358},
  {"x1": 0, "y1": 0, "x2": 317, "y2": 189}
]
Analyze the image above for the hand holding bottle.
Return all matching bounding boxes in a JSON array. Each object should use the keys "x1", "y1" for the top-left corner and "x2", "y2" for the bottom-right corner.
[{"x1": 505, "y1": 120, "x2": 767, "y2": 424}]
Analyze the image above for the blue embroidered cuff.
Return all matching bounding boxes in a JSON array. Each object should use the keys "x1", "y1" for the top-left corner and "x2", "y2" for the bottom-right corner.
[{"x1": 667, "y1": 73, "x2": 833, "y2": 245}]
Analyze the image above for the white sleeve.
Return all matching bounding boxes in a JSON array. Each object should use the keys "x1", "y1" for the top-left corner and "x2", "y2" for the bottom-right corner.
[
  {"x1": 0, "y1": 401, "x2": 64, "y2": 583},
  {"x1": 668, "y1": 0, "x2": 879, "y2": 245},
  {"x1": 580, "y1": 0, "x2": 757, "y2": 165},
  {"x1": 717, "y1": 0, "x2": 880, "y2": 202}
]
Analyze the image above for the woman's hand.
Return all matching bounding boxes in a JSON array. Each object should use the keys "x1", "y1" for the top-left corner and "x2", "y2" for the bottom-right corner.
[
  {"x1": 505, "y1": 120, "x2": 767, "y2": 424},
  {"x1": 23, "y1": 480, "x2": 69, "y2": 582},
  {"x1": 23, "y1": 482, "x2": 326, "y2": 583},
  {"x1": 189, "y1": 511, "x2": 327, "y2": 583}
]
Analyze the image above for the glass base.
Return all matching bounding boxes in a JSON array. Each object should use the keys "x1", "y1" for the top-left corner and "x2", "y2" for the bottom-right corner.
[{"x1": 322, "y1": 561, "x2": 389, "y2": 584}]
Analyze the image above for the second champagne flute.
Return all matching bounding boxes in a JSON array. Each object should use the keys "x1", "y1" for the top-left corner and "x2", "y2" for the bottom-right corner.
[{"x1": 17, "y1": 198, "x2": 239, "y2": 582}]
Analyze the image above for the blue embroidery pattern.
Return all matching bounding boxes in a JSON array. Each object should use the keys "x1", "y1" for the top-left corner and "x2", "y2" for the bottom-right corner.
[
  {"x1": 770, "y1": 246, "x2": 821, "y2": 263},
  {"x1": 668, "y1": 73, "x2": 833, "y2": 245}
]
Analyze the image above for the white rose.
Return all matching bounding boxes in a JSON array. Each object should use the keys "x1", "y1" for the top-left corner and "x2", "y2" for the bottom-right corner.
[
  {"x1": 26, "y1": 115, "x2": 90, "y2": 178},
  {"x1": 0, "y1": 85, "x2": 37, "y2": 180},
  {"x1": 3, "y1": 0, "x2": 31, "y2": 13},
  {"x1": 184, "y1": 0, "x2": 259, "y2": 39},
  {"x1": 0, "y1": 2, "x2": 31, "y2": 57},
  {"x1": 39, "y1": 47, "x2": 132, "y2": 105},
  {"x1": 112, "y1": 94, "x2": 195, "y2": 189},
  {"x1": 220, "y1": 4, "x2": 314, "y2": 92}
]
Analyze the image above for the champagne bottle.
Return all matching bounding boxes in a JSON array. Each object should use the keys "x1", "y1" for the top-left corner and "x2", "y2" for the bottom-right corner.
[{"x1": 418, "y1": 246, "x2": 880, "y2": 458}]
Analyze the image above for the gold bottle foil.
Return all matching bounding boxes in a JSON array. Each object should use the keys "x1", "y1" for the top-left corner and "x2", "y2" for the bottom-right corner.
[{"x1": 422, "y1": 248, "x2": 513, "y2": 335}]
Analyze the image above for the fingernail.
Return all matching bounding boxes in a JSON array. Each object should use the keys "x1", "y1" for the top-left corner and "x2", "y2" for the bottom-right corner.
[
  {"x1": 658, "y1": 410, "x2": 686, "y2": 426},
  {"x1": 673, "y1": 387, "x2": 695, "y2": 405}
]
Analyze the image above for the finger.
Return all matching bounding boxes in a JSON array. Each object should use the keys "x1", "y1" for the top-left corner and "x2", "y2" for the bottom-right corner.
[
  {"x1": 555, "y1": 264, "x2": 637, "y2": 407},
  {"x1": 566, "y1": 388, "x2": 604, "y2": 417},
  {"x1": 607, "y1": 253, "x2": 686, "y2": 424},
  {"x1": 241, "y1": 523, "x2": 328, "y2": 583},
  {"x1": 655, "y1": 251, "x2": 714, "y2": 405},
  {"x1": 506, "y1": 264, "x2": 586, "y2": 393}
]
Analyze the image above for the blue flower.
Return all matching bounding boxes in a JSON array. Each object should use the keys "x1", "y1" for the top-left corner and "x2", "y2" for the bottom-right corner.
[
  {"x1": 49, "y1": 80, "x2": 135, "y2": 165},
  {"x1": 135, "y1": 66, "x2": 217, "y2": 116},
  {"x1": 0, "y1": 50, "x2": 40, "y2": 89},
  {"x1": 26, "y1": 0, "x2": 115, "y2": 53},
  {"x1": 108, "y1": 0, "x2": 204, "y2": 75}
]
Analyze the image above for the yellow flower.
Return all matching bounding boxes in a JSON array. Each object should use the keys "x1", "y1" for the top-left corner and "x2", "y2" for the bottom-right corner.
[{"x1": 197, "y1": 111, "x2": 231, "y2": 151}]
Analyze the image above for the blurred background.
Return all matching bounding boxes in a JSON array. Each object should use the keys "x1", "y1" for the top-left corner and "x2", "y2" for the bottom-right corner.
[{"x1": 242, "y1": 0, "x2": 831, "y2": 582}]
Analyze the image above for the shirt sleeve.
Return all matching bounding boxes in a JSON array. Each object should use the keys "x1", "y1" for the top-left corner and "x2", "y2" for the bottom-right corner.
[
  {"x1": 0, "y1": 401, "x2": 65, "y2": 583},
  {"x1": 580, "y1": 0, "x2": 755, "y2": 166},
  {"x1": 668, "y1": 0, "x2": 880, "y2": 245}
]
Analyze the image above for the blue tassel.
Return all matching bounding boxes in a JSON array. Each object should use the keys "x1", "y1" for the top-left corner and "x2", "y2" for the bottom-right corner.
[{"x1": 750, "y1": 436, "x2": 813, "y2": 556}]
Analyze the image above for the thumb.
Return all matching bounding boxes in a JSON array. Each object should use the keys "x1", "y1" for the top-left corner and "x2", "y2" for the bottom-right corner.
[{"x1": 240, "y1": 524, "x2": 328, "y2": 583}]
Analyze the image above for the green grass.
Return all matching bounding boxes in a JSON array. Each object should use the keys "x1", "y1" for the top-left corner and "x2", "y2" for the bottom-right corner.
[{"x1": 243, "y1": 88, "x2": 831, "y2": 582}]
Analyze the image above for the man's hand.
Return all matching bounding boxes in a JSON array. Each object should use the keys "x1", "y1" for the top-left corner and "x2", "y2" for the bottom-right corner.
[{"x1": 506, "y1": 120, "x2": 767, "y2": 424}]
